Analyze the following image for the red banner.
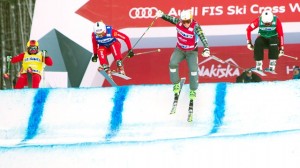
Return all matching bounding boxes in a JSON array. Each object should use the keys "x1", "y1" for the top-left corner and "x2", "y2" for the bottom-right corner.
[
  {"x1": 77, "y1": 0, "x2": 300, "y2": 29},
  {"x1": 101, "y1": 44, "x2": 299, "y2": 86}
]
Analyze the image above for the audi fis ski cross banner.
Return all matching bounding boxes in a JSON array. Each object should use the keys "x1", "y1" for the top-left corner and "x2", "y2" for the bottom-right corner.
[
  {"x1": 76, "y1": 0, "x2": 300, "y2": 28},
  {"x1": 30, "y1": 0, "x2": 300, "y2": 87}
]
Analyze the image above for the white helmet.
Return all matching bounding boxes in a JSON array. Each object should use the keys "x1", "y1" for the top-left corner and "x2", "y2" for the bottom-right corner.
[
  {"x1": 94, "y1": 21, "x2": 106, "y2": 36},
  {"x1": 180, "y1": 10, "x2": 192, "y2": 22},
  {"x1": 261, "y1": 10, "x2": 273, "y2": 24}
]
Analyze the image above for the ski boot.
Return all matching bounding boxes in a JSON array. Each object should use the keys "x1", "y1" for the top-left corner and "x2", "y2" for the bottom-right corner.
[
  {"x1": 264, "y1": 67, "x2": 275, "y2": 72},
  {"x1": 251, "y1": 60, "x2": 263, "y2": 72},
  {"x1": 116, "y1": 60, "x2": 125, "y2": 75},
  {"x1": 98, "y1": 64, "x2": 112, "y2": 78},
  {"x1": 189, "y1": 90, "x2": 196, "y2": 101},
  {"x1": 265, "y1": 59, "x2": 276, "y2": 73},
  {"x1": 173, "y1": 82, "x2": 181, "y2": 96}
]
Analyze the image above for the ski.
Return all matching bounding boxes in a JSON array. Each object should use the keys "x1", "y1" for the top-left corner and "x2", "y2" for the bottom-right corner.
[
  {"x1": 250, "y1": 68, "x2": 267, "y2": 76},
  {"x1": 98, "y1": 69, "x2": 118, "y2": 87},
  {"x1": 187, "y1": 99, "x2": 194, "y2": 122},
  {"x1": 250, "y1": 67, "x2": 277, "y2": 76},
  {"x1": 264, "y1": 71, "x2": 277, "y2": 75},
  {"x1": 170, "y1": 77, "x2": 186, "y2": 114},
  {"x1": 27, "y1": 71, "x2": 33, "y2": 88},
  {"x1": 264, "y1": 68, "x2": 277, "y2": 75},
  {"x1": 111, "y1": 71, "x2": 131, "y2": 80}
]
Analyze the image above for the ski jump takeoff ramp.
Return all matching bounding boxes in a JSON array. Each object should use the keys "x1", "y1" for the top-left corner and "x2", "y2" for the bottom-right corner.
[{"x1": 1, "y1": 80, "x2": 300, "y2": 168}]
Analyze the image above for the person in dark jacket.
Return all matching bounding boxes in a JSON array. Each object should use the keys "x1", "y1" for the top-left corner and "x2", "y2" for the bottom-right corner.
[
  {"x1": 292, "y1": 66, "x2": 300, "y2": 79},
  {"x1": 236, "y1": 69, "x2": 262, "y2": 83}
]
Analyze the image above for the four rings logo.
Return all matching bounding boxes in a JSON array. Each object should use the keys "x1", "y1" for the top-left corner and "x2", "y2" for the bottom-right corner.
[{"x1": 129, "y1": 7, "x2": 158, "y2": 19}]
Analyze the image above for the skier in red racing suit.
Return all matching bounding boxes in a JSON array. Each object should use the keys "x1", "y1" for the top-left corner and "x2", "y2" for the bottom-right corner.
[
  {"x1": 91, "y1": 21, "x2": 134, "y2": 77},
  {"x1": 8, "y1": 40, "x2": 53, "y2": 89}
]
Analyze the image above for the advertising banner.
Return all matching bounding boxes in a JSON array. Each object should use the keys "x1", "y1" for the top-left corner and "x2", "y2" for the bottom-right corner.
[{"x1": 77, "y1": 0, "x2": 300, "y2": 28}]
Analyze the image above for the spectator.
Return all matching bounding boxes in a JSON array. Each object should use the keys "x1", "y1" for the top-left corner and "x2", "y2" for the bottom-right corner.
[
  {"x1": 236, "y1": 69, "x2": 262, "y2": 83},
  {"x1": 293, "y1": 66, "x2": 300, "y2": 79}
]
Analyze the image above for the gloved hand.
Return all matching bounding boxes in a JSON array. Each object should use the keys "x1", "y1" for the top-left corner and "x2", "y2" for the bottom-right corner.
[
  {"x1": 279, "y1": 49, "x2": 284, "y2": 57},
  {"x1": 202, "y1": 48, "x2": 210, "y2": 57},
  {"x1": 156, "y1": 10, "x2": 164, "y2": 18},
  {"x1": 127, "y1": 49, "x2": 134, "y2": 58},
  {"x1": 3, "y1": 73, "x2": 9, "y2": 79},
  {"x1": 91, "y1": 54, "x2": 98, "y2": 62},
  {"x1": 27, "y1": 67, "x2": 33, "y2": 73},
  {"x1": 247, "y1": 42, "x2": 254, "y2": 50},
  {"x1": 41, "y1": 50, "x2": 48, "y2": 57},
  {"x1": 6, "y1": 56, "x2": 12, "y2": 62}
]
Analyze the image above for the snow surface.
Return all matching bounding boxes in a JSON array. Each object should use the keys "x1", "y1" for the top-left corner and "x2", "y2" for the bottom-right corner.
[{"x1": 0, "y1": 80, "x2": 300, "y2": 168}]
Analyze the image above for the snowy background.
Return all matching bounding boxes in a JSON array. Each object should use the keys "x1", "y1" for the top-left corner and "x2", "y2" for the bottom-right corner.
[{"x1": 1, "y1": 80, "x2": 300, "y2": 168}]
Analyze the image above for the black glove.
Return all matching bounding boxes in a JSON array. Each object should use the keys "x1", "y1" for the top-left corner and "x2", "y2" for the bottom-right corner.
[
  {"x1": 127, "y1": 49, "x2": 134, "y2": 58},
  {"x1": 91, "y1": 54, "x2": 98, "y2": 62},
  {"x1": 279, "y1": 49, "x2": 284, "y2": 57},
  {"x1": 247, "y1": 41, "x2": 254, "y2": 51}
]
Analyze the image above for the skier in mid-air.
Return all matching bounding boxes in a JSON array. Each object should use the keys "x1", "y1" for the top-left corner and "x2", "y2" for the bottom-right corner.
[
  {"x1": 91, "y1": 21, "x2": 134, "y2": 78},
  {"x1": 155, "y1": 9, "x2": 210, "y2": 101},
  {"x1": 246, "y1": 10, "x2": 284, "y2": 73},
  {"x1": 155, "y1": 9, "x2": 211, "y2": 122}
]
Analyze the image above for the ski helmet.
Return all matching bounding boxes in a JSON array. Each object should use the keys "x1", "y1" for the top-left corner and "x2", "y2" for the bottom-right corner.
[
  {"x1": 94, "y1": 21, "x2": 106, "y2": 37},
  {"x1": 261, "y1": 10, "x2": 273, "y2": 25},
  {"x1": 180, "y1": 10, "x2": 192, "y2": 23},
  {"x1": 26, "y1": 40, "x2": 39, "y2": 54}
]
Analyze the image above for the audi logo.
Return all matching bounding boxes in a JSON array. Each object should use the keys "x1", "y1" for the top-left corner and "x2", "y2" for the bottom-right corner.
[{"x1": 129, "y1": 7, "x2": 158, "y2": 19}]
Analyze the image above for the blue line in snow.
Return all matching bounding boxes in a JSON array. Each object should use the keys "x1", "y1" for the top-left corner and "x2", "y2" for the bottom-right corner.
[
  {"x1": 23, "y1": 88, "x2": 50, "y2": 141},
  {"x1": 209, "y1": 83, "x2": 227, "y2": 134},
  {"x1": 105, "y1": 86, "x2": 130, "y2": 140}
]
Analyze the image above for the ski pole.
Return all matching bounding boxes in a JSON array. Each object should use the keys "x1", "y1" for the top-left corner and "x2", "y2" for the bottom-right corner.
[
  {"x1": 281, "y1": 54, "x2": 298, "y2": 60},
  {"x1": 131, "y1": 16, "x2": 158, "y2": 50},
  {"x1": 210, "y1": 55, "x2": 247, "y2": 71},
  {"x1": 123, "y1": 17, "x2": 158, "y2": 61},
  {"x1": 3, "y1": 56, "x2": 12, "y2": 79},
  {"x1": 134, "y1": 49, "x2": 161, "y2": 56},
  {"x1": 210, "y1": 55, "x2": 268, "y2": 76},
  {"x1": 41, "y1": 50, "x2": 47, "y2": 87}
]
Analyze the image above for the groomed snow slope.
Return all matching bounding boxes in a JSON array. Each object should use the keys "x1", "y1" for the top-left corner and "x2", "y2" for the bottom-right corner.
[{"x1": 1, "y1": 80, "x2": 300, "y2": 168}]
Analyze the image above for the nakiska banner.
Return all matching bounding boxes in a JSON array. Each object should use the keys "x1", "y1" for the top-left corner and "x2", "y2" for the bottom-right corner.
[{"x1": 76, "y1": 0, "x2": 300, "y2": 29}]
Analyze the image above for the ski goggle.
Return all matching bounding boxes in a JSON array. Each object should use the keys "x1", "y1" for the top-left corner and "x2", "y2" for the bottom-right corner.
[
  {"x1": 182, "y1": 19, "x2": 191, "y2": 24},
  {"x1": 95, "y1": 30, "x2": 106, "y2": 37},
  {"x1": 28, "y1": 46, "x2": 38, "y2": 53},
  {"x1": 264, "y1": 22, "x2": 272, "y2": 26}
]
